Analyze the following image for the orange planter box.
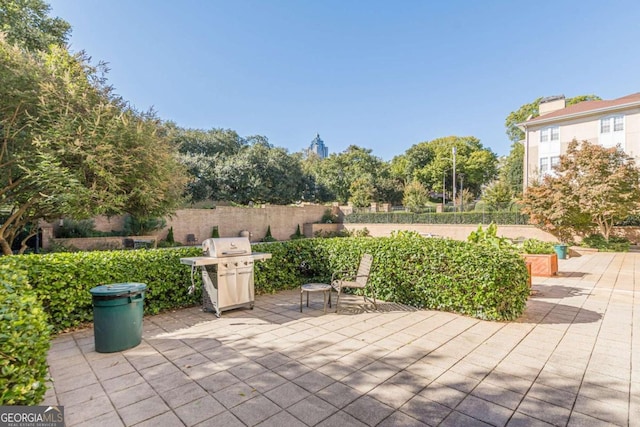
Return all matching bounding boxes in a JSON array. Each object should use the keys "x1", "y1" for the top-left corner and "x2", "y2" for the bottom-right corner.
[{"x1": 522, "y1": 254, "x2": 558, "y2": 277}]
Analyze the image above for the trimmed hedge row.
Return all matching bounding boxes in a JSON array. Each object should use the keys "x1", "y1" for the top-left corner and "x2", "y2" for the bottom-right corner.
[
  {"x1": 0, "y1": 248, "x2": 203, "y2": 332},
  {"x1": 1, "y1": 235, "x2": 530, "y2": 334},
  {"x1": 0, "y1": 265, "x2": 51, "y2": 405},
  {"x1": 344, "y1": 211, "x2": 529, "y2": 225},
  {"x1": 256, "y1": 234, "x2": 530, "y2": 321}
]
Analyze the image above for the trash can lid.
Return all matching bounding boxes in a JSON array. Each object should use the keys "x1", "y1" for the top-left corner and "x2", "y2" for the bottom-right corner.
[{"x1": 90, "y1": 282, "x2": 147, "y2": 296}]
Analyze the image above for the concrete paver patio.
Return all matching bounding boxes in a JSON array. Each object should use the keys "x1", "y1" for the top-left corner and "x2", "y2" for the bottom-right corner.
[{"x1": 43, "y1": 252, "x2": 640, "y2": 426}]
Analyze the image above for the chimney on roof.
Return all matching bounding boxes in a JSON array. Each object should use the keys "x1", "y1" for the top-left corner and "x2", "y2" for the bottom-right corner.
[{"x1": 539, "y1": 95, "x2": 566, "y2": 116}]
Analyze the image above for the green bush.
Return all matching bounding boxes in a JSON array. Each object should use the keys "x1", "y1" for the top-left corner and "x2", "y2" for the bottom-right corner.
[
  {"x1": 0, "y1": 248, "x2": 203, "y2": 332},
  {"x1": 0, "y1": 266, "x2": 51, "y2": 405},
  {"x1": 581, "y1": 234, "x2": 630, "y2": 252},
  {"x1": 345, "y1": 211, "x2": 529, "y2": 225},
  {"x1": 320, "y1": 209, "x2": 338, "y2": 224},
  {"x1": 255, "y1": 235, "x2": 529, "y2": 321},
  {"x1": 123, "y1": 215, "x2": 166, "y2": 236},
  {"x1": 262, "y1": 225, "x2": 277, "y2": 242},
  {"x1": 290, "y1": 224, "x2": 304, "y2": 240},
  {"x1": 467, "y1": 223, "x2": 514, "y2": 250},
  {"x1": 521, "y1": 238, "x2": 556, "y2": 254},
  {"x1": 1, "y1": 236, "x2": 530, "y2": 335},
  {"x1": 56, "y1": 218, "x2": 124, "y2": 238}
]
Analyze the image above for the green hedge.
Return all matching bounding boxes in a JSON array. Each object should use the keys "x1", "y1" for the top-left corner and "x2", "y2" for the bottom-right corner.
[
  {"x1": 345, "y1": 211, "x2": 529, "y2": 225},
  {"x1": 0, "y1": 248, "x2": 203, "y2": 333},
  {"x1": 0, "y1": 265, "x2": 51, "y2": 405},
  {"x1": 1, "y1": 236, "x2": 529, "y2": 334},
  {"x1": 255, "y1": 235, "x2": 529, "y2": 320}
]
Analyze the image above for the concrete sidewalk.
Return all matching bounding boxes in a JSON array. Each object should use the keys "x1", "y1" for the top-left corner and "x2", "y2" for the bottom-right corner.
[{"x1": 43, "y1": 252, "x2": 640, "y2": 426}]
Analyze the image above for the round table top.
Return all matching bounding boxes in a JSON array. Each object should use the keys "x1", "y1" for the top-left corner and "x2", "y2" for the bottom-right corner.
[{"x1": 301, "y1": 283, "x2": 331, "y2": 292}]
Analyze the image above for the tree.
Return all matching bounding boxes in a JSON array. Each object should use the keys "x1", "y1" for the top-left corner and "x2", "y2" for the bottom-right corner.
[
  {"x1": 505, "y1": 94, "x2": 601, "y2": 144},
  {"x1": 402, "y1": 180, "x2": 429, "y2": 213},
  {"x1": 349, "y1": 176, "x2": 375, "y2": 208},
  {"x1": 215, "y1": 140, "x2": 306, "y2": 205},
  {"x1": 398, "y1": 136, "x2": 497, "y2": 198},
  {"x1": 308, "y1": 145, "x2": 387, "y2": 204},
  {"x1": 521, "y1": 140, "x2": 640, "y2": 242},
  {"x1": 499, "y1": 142, "x2": 524, "y2": 196},
  {"x1": 0, "y1": 40, "x2": 186, "y2": 254},
  {"x1": 175, "y1": 127, "x2": 247, "y2": 202},
  {"x1": 481, "y1": 180, "x2": 514, "y2": 211},
  {"x1": 0, "y1": 0, "x2": 71, "y2": 51}
]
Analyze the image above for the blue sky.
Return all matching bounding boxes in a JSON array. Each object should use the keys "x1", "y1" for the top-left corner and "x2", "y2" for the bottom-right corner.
[{"x1": 49, "y1": 0, "x2": 640, "y2": 160}]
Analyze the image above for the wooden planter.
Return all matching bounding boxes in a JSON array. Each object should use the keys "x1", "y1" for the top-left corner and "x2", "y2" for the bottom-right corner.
[{"x1": 522, "y1": 254, "x2": 558, "y2": 277}]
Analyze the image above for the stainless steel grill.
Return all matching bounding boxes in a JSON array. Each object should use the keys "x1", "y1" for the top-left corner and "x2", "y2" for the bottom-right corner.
[{"x1": 180, "y1": 237, "x2": 271, "y2": 317}]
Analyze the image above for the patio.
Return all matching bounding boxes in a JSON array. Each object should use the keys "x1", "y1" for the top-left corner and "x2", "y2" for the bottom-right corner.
[{"x1": 43, "y1": 252, "x2": 639, "y2": 426}]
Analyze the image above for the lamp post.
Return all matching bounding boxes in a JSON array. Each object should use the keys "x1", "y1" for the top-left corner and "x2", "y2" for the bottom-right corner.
[
  {"x1": 459, "y1": 173, "x2": 465, "y2": 212},
  {"x1": 442, "y1": 171, "x2": 446, "y2": 206},
  {"x1": 452, "y1": 147, "x2": 457, "y2": 212}
]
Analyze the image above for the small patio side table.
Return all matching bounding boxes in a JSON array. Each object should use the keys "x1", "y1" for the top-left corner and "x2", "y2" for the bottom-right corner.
[{"x1": 300, "y1": 283, "x2": 332, "y2": 313}]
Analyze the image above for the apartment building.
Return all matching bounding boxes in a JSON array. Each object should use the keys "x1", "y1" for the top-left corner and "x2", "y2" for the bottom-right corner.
[{"x1": 519, "y1": 92, "x2": 640, "y2": 189}]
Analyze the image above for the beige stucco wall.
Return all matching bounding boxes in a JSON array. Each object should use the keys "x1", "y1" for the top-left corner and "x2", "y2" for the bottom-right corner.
[
  {"x1": 343, "y1": 224, "x2": 558, "y2": 241},
  {"x1": 524, "y1": 107, "x2": 640, "y2": 188},
  {"x1": 342, "y1": 224, "x2": 640, "y2": 244}
]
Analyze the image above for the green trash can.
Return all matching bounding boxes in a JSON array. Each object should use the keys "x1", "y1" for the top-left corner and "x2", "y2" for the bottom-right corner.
[
  {"x1": 90, "y1": 283, "x2": 147, "y2": 353},
  {"x1": 554, "y1": 244, "x2": 568, "y2": 260}
]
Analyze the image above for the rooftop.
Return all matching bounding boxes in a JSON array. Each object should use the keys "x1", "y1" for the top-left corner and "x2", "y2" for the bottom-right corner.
[{"x1": 525, "y1": 92, "x2": 640, "y2": 125}]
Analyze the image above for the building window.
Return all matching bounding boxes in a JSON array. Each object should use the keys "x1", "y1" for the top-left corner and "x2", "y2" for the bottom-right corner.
[
  {"x1": 550, "y1": 156, "x2": 560, "y2": 169},
  {"x1": 540, "y1": 126, "x2": 559, "y2": 142},
  {"x1": 614, "y1": 116, "x2": 624, "y2": 132},
  {"x1": 601, "y1": 115, "x2": 624, "y2": 134},
  {"x1": 539, "y1": 157, "x2": 549, "y2": 173}
]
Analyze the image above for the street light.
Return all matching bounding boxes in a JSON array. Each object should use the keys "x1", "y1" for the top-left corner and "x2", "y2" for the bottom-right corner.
[
  {"x1": 459, "y1": 173, "x2": 465, "y2": 212},
  {"x1": 452, "y1": 147, "x2": 456, "y2": 212},
  {"x1": 442, "y1": 170, "x2": 446, "y2": 206}
]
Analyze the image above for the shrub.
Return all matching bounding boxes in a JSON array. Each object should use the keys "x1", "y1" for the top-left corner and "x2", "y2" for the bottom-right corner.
[
  {"x1": 290, "y1": 224, "x2": 304, "y2": 240},
  {"x1": 345, "y1": 211, "x2": 529, "y2": 225},
  {"x1": 211, "y1": 226, "x2": 220, "y2": 238},
  {"x1": 320, "y1": 209, "x2": 338, "y2": 224},
  {"x1": 255, "y1": 235, "x2": 529, "y2": 320},
  {"x1": 262, "y1": 225, "x2": 277, "y2": 242},
  {"x1": 467, "y1": 223, "x2": 514, "y2": 250},
  {"x1": 581, "y1": 234, "x2": 630, "y2": 252},
  {"x1": 521, "y1": 239, "x2": 555, "y2": 254},
  {"x1": 0, "y1": 266, "x2": 51, "y2": 405},
  {"x1": 0, "y1": 236, "x2": 530, "y2": 336},
  {"x1": 166, "y1": 227, "x2": 175, "y2": 243},
  {"x1": 0, "y1": 248, "x2": 203, "y2": 332},
  {"x1": 56, "y1": 218, "x2": 97, "y2": 238},
  {"x1": 123, "y1": 215, "x2": 166, "y2": 236}
]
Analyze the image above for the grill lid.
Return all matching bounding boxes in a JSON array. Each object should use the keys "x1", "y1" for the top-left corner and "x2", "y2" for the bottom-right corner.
[{"x1": 202, "y1": 237, "x2": 252, "y2": 257}]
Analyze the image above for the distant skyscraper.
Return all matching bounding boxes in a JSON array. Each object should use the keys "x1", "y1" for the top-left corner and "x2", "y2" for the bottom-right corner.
[{"x1": 307, "y1": 133, "x2": 329, "y2": 159}]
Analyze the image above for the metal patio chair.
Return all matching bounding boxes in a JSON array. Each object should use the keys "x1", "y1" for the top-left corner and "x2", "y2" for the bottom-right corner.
[{"x1": 331, "y1": 253, "x2": 377, "y2": 312}]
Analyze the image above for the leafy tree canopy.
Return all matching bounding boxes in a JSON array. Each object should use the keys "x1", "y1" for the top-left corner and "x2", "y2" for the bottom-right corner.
[
  {"x1": 403, "y1": 180, "x2": 429, "y2": 213},
  {"x1": 521, "y1": 140, "x2": 640, "y2": 242},
  {"x1": 0, "y1": 39, "x2": 186, "y2": 254},
  {"x1": 394, "y1": 136, "x2": 497, "y2": 198},
  {"x1": 0, "y1": 0, "x2": 70, "y2": 51},
  {"x1": 505, "y1": 94, "x2": 601, "y2": 144},
  {"x1": 499, "y1": 142, "x2": 524, "y2": 196}
]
